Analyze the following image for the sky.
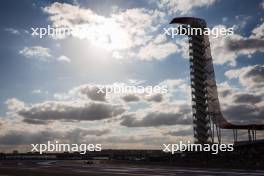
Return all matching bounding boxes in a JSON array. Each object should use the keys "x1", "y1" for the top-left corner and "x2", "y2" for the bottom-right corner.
[{"x1": 0, "y1": 0, "x2": 263, "y2": 152}]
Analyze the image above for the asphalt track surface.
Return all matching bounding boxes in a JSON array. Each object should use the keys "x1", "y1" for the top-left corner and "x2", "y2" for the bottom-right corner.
[{"x1": 0, "y1": 161, "x2": 264, "y2": 176}]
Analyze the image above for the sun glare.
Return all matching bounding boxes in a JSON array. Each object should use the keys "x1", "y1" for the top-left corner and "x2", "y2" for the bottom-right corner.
[{"x1": 72, "y1": 20, "x2": 131, "y2": 52}]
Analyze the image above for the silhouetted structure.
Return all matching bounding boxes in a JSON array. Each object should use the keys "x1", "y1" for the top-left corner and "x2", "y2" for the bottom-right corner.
[{"x1": 170, "y1": 17, "x2": 264, "y2": 144}]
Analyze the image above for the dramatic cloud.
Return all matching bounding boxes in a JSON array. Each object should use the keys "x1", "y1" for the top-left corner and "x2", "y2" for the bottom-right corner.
[
  {"x1": 224, "y1": 104, "x2": 264, "y2": 123},
  {"x1": 43, "y1": 3, "x2": 169, "y2": 60},
  {"x1": 233, "y1": 93, "x2": 262, "y2": 104},
  {"x1": 210, "y1": 26, "x2": 243, "y2": 66},
  {"x1": 225, "y1": 64, "x2": 264, "y2": 90},
  {"x1": 2, "y1": 0, "x2": 264, "y2": 151},
  {"x1": 217, "y1": 81, "x2": 264, "y2": 124},
  {"x1": 19, "y1": 46, "x2": 52, "y2": 61},
  {"x1": 210, "y1": 23, "x2": 264, "y2": 66},
  {"x1": 227, "y1": 38, "x2": 264, "y2": 52},
  {"x1": 42, "y1": 2, "x2": 220, "y2": 61},
  {"x1": 18, "y1": 101, "x2": 126, "y2": 123}
]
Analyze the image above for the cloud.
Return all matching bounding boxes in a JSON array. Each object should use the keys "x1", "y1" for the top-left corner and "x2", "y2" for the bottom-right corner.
[
  {"x1": 19, "y1": 46, "x2": 52, "y2": 61},
  {"x1": 121, "y1": 112, "x2": 191, "y2": 127},
  {"x1": 0, "y1": 130, "x2": 59, "y2": 145},
  {"x1": 0, "y1": 78, "x2": 195, "y2": 149},
  {"x1": 225, "y1": 65, "x2": 264, "y2": 90},
  {"x1": 145, "y1": 93, "x2": 163, "y2": 102},
  {"x1": 227, "y1": 38, "x2": 264, "y2": 52},
  {"x1": 22, "y1": 118, "x2": 50, "y2": 125},
  {"x1": 32, "y1": 89, "x2": 49, "y2": 95},
  {"x1": 233, "y1": 93, "x2": 262, "y2": 104},
  {"x1": 19, "y1": 47, "x2": 73, "y2": 63},
  {"x1": 122, "y1": 94, "x2": 140, "y2": 102},
  {"x1": 78, "y1": 85, "x2": 106, "y2": 102},
  {"x1": 53, "y1": 79, "x2": 183, "y2": 106},
  {"x1": 57, "y1": 55, "x2": 71, "y2": 63},
  {"x1": 210, "y1": 23, "x2": 264, "y2": 66},
  {"x1": 217, "y1": 81, "x2": 264, "y2": 124},
  {"x1": 210, "y1": 25, "x2": 243, "y2": 66},
  {"x1": 156, "y1": 0, "x2": 216, "y2": 15},
  {"x1": 225, "y1": 25, "x2": 264, "y2": 59},
  {"x1": 5, "y1": 98, "x2": 25, "y2": 111},
  {"x1": 251, "y1": 22, "x2": 264, "y2": 39},
  {"x1": 0, "y1": 128, "x2": 110, "y2": 145},
  {"x1": 137, "y1": 42, "x2": 179, "y2": 60},
  {"x1": 68, "y1": 128, "x2": 110, "y2": 137},
  {"x1": 234, "y1": 15, "x2": 252, "y2": 30},
  {"x1": 224, "y1": 104, "x2": 264, "y2": 123},
  {"x1": 159, "y1": 79, "x2": 190, "y2": 99},
  {"x1": 54, "y1": 84, "x2": 108, "y2": 101},
  {"x1": 43, "y1": 3, "x2": 162, "y2": 49},
  {"x1": 153, "y1": 34, "x2": 167, "y2": 44},
  {"x1": 43, "y1": 2, "x2": 216, "y2": 62},
  {"x1": 53, "y1": 81, "x2": 170, "y2": 103},
  {"x1": 164, "y1": 126, "x2": 193, "y2": 136},
  {"x1": 32, "y1": 89, "x2": 42, "y2": 94},
  {"x1": 43, "y1": 2, "x2": 188, "y2": 61},
  {"x1": 5, "y1": 28, "x2": 20, "y2": 35},
  {"x1": 18, "y1": 100, "x2": 126, "y2": 123},
  {"x1": 159, "y1": 79, "x2": 185, "y2": 89}
]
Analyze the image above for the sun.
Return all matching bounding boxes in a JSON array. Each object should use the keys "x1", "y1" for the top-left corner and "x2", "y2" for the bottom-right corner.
[{"x1": 71, "y1": 19, "x2": 132, "y2": 52}]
